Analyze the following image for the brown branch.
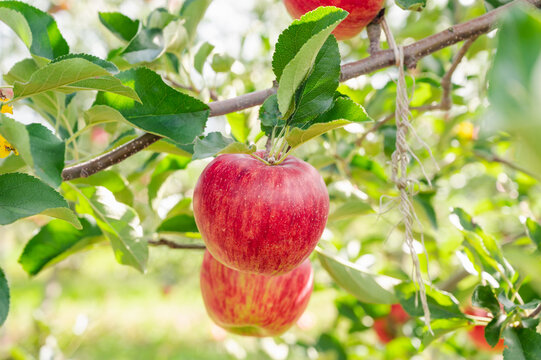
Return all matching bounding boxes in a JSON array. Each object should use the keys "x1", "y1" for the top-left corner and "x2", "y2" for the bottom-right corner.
[
  {"x1": 356, "y1": 35, "x2": 478, "y2": 147},
  {"x1": 367, "y1": 8, "x2": 385, "y2": 56},
  {"x1": 61, "y1": 0, "x2": 541, "y2": 181},
  {"x1": 148, "y1": 239, "x2": 206, "y2": 250},
  {"x1": 529, "y1": 304, "x2": 541, "y2": 318}
]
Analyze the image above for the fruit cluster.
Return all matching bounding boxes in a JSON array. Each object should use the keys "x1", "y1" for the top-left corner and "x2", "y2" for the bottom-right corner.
[
  {"x1": 195, "y1": 153, "x2": 329, "y2": 336},
  {"x1": 194, "y1": 0, "x2": 385, "y2": 338}
]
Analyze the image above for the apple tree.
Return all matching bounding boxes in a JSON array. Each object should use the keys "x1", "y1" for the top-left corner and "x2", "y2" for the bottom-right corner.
[{"x1": 0, "y1": 0, "x2": 541, "y2": 358}]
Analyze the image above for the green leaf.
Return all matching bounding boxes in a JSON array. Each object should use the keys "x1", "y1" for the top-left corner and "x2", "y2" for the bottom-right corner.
[
  {"x1": 288, "y1": 36, "x2": 340, "y2": 124},
  {"x1": 84, "y1": 105, "x2": 126, "y2": 125},
  {"x1": 211, "y1": 53, "x2": 235, "y2": 73},
  {"x1": 273, "y1": 7, "x2": 347, "y2": 116},
  {"x1": 472, "y1": 285, "x2": 501, "y2": 315},
  {"x1": 421, "y1": 318, "x2": 469, "y2": 348},
  {"x1": 0, "y1": 268, "x2": 9, "y2": 326},
  {"x1": 0, "y1": 173, "x2": 80, "y2": 228},
  {"x1": 148, "y1": 155, "x2": 191, "y2": 204},
  {"x1": 0, "y1": 117, "x2": 65, "y2": 188},
  {"x1": 179, "y1": 0, "x2": 212, "y2": 43},
  {"x1": 13, "y1": 58, "x2": 112, "y2": 100},
  {"x1": 259, "y1": 94, "x2": 284, "y2": 136},
  {"x1": 147, "y1": 8, "x2": 177, "y2": 29},
  {"x1": 328, "y1": 200, "x2": 373, "y2": 221},
  {"x1": 98, "y1": 12, "x2": 140, "y2": 42},
  {"x1": 0, "y1": 1, "x2": 69, "y2": 60},
  {"x1": 192, "y1": 132, "x2": 256, "y2": 160},
  {"x1": 121, "y1": 28, "x2": 164, "y2": 64},
  {"x1": 94, "y1": 68, "x2": 209, "y2": 145},
  {"x1": 227, "y1": 112, "x2": 250, "y2": 143},
  {"x1": 51, "y1": 53, "x2": 119, "y2": 74},
  {"x1": 26, "y1": 124, "x2": 65, "y2": 188},
  {"x1": 3, "y1": 58, "x2": 39, "y2": 84},
  {"x1": 503, "y1": 327, "x2": 541, "y2": 360},
  {"x1": 350, "y1": 154, "x2": 388, "y2": 181},
  {"x1": 317, "y1": 248, "x2": 400, "y2": 304},
  {"x1": 285, "y1": 97, "x2": 370, "y2": 149},
  {"x1": 67, "y1": 185, "x2": 147, "y2": 272},
  {"x1": 395, "y1": 0, "x2": 427, "y2": 11},
  {"x1": 71, "y1": 171, "x2": 133, "y2": 206},
  {"x1": 157, "y1": 214, "x2": 198, "y2": 234},
  {"x1": 382, "y1": 126, "x2": 397, "y2": 157},
  {"x1": 18, "y1": 218, "x2": 102, "y2": 276},
  {"x1": 194, "y1": 42, "x2": 215, "y2": 74},
  {"x1": 57, "y1": 76, "x2": 141, "y2": 102},
  {"x1": 485, "y1": 313, "x2": 508, "y2": 347},
  {"x1": 525, "y1": 218, "x2": 541, "y2": 252},
  {"x1": 396, "y1": 282, "x2": 466, "y2": 319}
]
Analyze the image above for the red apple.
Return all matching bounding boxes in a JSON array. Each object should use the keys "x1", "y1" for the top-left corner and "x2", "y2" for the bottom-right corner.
[
  {"x1": 466, "y1": 307, "x2": 505, "y2": 352},
  {"x1": 200, "y1": 251, "x2": 314, "y2": 337},
  {"x1": 373, "y1": 304, "x2": 409, "y2": 343},
  {"x1": 283, "y1": 0, "x2": 385, "y2": 40},
  {"x1": 193, "y1": 152, "x2": 329, "y2": 275}
]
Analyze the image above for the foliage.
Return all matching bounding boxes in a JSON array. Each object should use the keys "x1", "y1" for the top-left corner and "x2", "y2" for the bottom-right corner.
[{"x1": 0, "y1": 0, "x2": 540, "y2": 359}]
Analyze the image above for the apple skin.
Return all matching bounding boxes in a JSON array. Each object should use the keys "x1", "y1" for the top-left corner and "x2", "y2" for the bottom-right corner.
[
  {"x1": 466, "y1": 307, "x2": 505, "y2": 352},
  {"x1": 200, "y1": 250, "x2": 314, "y2": 337},
  {"x1": 193, "y1": 152, "x2": 329, "y2": 275},
  {"x1": 373, "y1": 304, "x2": 409, "y2": 343},
  {"x1": 283, "y1": 0, "x2": 385, "y2": 40}
]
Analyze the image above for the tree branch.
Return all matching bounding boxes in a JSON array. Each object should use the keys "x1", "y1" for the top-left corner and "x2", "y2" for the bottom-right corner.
[
  {"x1": 148, "y1": 239, "x2": 206, "y2": 250},
  {"x1": 61, "y1": 0, "x2": 540, "y2": 181}
]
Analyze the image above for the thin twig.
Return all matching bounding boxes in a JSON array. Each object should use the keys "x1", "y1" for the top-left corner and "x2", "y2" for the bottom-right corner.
[
  {"x1": 367, "y1": 8, "x2": 385, "y2": 56},
  {"x1": 528, "y1": 304, "x2": 541, "y2": 318},
  {"x1": 148, "y1": 239, "x2": 206, "y2": 250},
  {"x1": 61, "y1": 0, "x2": 541, "y2": 181},
  {"x1": 475, "y1": 151, "x2": 541, "y2": 181}
]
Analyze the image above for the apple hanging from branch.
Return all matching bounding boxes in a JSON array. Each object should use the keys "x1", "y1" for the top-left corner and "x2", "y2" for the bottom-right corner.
[
  {"x1": 193, "y1": 152, "x2": 329, "y2": 275},
  {"x1": 200, "y1": 251, "x2": 314, "y2": 337},
  {"x1": 283, "y1": 0, "x2": 385, "y2": 40}
]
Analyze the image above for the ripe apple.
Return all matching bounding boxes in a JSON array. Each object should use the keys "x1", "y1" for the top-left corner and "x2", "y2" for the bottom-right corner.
[
  {"x1": 193, "y1": 152, "x2": 329, "y2": 275},
  {"x1": 283, "y1": 0, "x2": 385, "y2": 40},
  {"x1": 373, "y1": 304, "x2": 409, "y2": 343},
  {"x1": 466, "y1": 307, "x2": 505, "y2": 352},
  {"x1": 200, "y1": 250, "x2": 314, "y2": 337}
]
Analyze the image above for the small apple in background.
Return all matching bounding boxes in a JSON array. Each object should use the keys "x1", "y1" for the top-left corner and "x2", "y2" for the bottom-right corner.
[
  {"x1": 283, "y1": 0, "x2": 385, "y2": 40},
  {"x1": 91, "y1": 126, "x2": 109, "y2": 146},
  {"x1": 466, "y1": 307, "x2": 505, "y2": 352},
  {"x1": 373, "y1": 304, "x2": 409, "y2": 343},
  {"x1": 200, "y1": 251, "x2": 314, "y2": 337},
  {"x1": 193, "y1": 152, "x2": 329, "y2": 275}
]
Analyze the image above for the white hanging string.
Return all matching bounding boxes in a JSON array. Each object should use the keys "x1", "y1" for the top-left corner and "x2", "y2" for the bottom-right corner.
[{"x1": 381, "y1": 19, "x2": 440, "y2": 333}]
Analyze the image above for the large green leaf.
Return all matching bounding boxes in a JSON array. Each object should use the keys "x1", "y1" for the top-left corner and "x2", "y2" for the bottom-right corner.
[
  {"x1": 0, "y1": 173, "x2": 80, "y2": 228},
  {"x1": 503, "y1": 327, "x2": 541, "y2": 360},
  {"x1": 328, "y1": 200, "x2": 373, "y2": 222},
  {"x1": 13, "y1": 58, "x2": 111, "y2": 100},
  {"x1": 0, "y1": 268, "x2": 8, "y2": 326},
  {"x1": 317, "y1": 248, "x2": 400, "y2": 304},
  {"x1": 66, "y1": 185, "x2": 147, "y2": 272},
  {"x1": 51, "y1": 53, "x2": 119, "y2": 74},
  {"x1": 19, "y1": 218, "x2": 102, "y2": 276},
  {"x1": 3, "y1": 58, "x2": 39, "y2": 84},
  {"x1": 472, "y1": 285, "x2": 501, "y2": 315},
  {"x1": 396, "y1": 282, "x2": 466, "y2": 320},
  {"x1": 273, "y1": 7, "x2": 347, "y2": 116},
  {"x1": 288, "y1": 36, "x2": 340, "y2": 124},
  {"x1": 0, "y1": 116, "x2": 65, "y2": 187},
  {"x1": 71, "y1": 171, "x2": 134, "y2": 206},
  {"x1": 98, "y1": 12, "x2": 140, "y2": 42},
  {"x1": 0, "y1": 1, "x2": 69, "y2": 60},
  {"x1": 93, "y1": 68, "x2": 209, "y2": 145},
  {"x1": 395, "y1": 0, "x2": 427, "y2": 11},
  {"x1": 421, "y1": 318, "x2": 469, "y2": 348},
  {"x1": 192, "y1": 132, "x2": 255, "y2": 160}
]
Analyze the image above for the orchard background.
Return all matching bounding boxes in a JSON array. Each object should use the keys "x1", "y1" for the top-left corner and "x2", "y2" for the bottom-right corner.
[{"x1": 1, "y1": 0, "x2": 541, "y2": 359}]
